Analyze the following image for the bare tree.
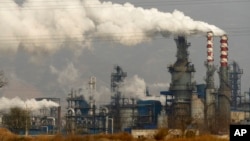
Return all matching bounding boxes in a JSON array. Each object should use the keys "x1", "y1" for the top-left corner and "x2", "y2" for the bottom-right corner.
[
  {"x1": 0, "y1": 70, "x2": 7, "y2": 88},
  {"x1": 2, "y1": 107, "x2": 31, "y2": 134}
]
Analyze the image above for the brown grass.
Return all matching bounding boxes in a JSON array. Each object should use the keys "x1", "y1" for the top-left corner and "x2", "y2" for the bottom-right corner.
[
  {"x1": 154, "y1": 128, "x2": 169, "y2": 140},
  {"x1": 0, "y1": 128, "x2": 229, "y2": 141},
  {"x1": 169, "y1": 135, "x2": 228, "y2": 141}
]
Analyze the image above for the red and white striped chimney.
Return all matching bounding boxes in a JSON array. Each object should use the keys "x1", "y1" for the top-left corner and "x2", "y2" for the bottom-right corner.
[
  {"x1": 207, "y1": 31, "x2": 214, "y2": 65},
  {"x1": 220, "y1": 35, "x2": 228, "y2": 67}
]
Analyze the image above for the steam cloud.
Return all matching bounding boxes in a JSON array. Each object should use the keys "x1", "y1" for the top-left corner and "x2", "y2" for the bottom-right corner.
[
  {"x1": 50, "y1": 62, "x2": 79, "y2": 88},
  {"x1": 0, "y1": 0, "x2": 225, "y2": 54},
  {"x1": 0, "y1": 97, "x2": 59, "y2": 111},
  {"x1": 120, "y1": 75, "x2": 166, "y2": 105}
]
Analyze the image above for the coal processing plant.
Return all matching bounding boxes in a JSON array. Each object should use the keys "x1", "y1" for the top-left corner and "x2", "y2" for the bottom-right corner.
[
  {"x1": 0, "y1": 0, "x2": 249, "y2": 138},
  {"x1": 0, "y1": 32, "x2": 250, "y2": 136},
  {"x1": 65, "y1": 68, "x2": 163, "y2": 134},
  {"x1": 64, "y1": 32, "x2": 250, "y2": 135}
]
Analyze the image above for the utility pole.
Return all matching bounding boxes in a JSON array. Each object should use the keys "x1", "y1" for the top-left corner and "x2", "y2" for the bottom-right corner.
[{"x1": 25, "y1": 104, "x2": 29, "y2": 136}]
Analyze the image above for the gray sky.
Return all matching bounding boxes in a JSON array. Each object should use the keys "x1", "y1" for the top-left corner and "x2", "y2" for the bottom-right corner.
[{"x1": 0, "y1": 0, "x2": 249, "y2": 107}]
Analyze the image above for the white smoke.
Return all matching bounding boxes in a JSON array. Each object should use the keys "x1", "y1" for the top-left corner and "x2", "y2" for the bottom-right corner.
[
  {"x1": 94, "y1": 86, "x2": 111, "y2": 107},
  {"x1": 147, "y1": 82, "x2": 169, "y2": 96},
  {"x1": 150, "y1": 83, "x2": 170, "y2": 88},
  {"x1": 0, "y1": 0, "x2": 225, "y2": 55},
  {"x1": 120, "y1": 75, "x2": 166, "y2": 105},
  {"x1": 120, "y1": 75, "x2": 146, "y2": 99},
  {"x1": 0, "y1": 97, "x2": 59, "y2": 112},
  {"x1": 50, "y1": 62, "x2": 79, "y2": 88}
]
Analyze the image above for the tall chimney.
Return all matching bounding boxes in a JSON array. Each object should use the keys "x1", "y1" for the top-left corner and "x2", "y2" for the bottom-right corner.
[
  {"x1": 220, "y1": 35, "x2": 228, "y2": 67},
  {"x1": 217, "y1": 34, "x2": 231, "y2": 133},
  {"x1": 205, "y1": 31, "x2": 217, "y2": 132},
  {"x1": 206, "y1": 31, "x2": 216, "y2": 89},
  {"x1": 207, "y1": 31, "x2": 214, "y2": 65}
]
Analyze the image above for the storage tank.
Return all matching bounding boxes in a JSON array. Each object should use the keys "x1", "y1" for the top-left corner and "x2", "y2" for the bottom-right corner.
[{"x1": 120, "y1": 106, "x2": 137, "y2": 130}]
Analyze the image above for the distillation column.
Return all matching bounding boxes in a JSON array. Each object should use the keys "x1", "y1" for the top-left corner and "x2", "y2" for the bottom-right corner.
[
  {"x1": 204, "y1": 32, "x2": 217, "y2": 131},
  {"x1": 168, "y1": 36, "x2": 195, "y2": 129},
  {"x1": 217, "y1": 35, "x2": 231, "y2": 133}
]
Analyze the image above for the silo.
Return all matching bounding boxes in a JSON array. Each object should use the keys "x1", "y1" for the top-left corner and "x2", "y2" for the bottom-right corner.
[{"x1": 120, "y1": 106, "x2": 137, "y2": 131}]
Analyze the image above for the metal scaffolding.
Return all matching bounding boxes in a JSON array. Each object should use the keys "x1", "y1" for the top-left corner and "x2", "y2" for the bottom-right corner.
[
  {"x1": 110, "y1": 65, "x2": 127, "y2": 132},
  {"x1": 229, "y1": 61, "x2": 243, "y2": 110}
]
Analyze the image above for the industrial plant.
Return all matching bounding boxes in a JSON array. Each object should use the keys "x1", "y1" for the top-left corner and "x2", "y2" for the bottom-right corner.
[{"x1": 0, "y1": 33, "x2": 250, "y2": 136}]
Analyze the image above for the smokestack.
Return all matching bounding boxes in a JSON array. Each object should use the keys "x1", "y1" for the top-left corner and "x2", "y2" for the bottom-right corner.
[
  {"x1": 220, "y1": 35, "x2": 228, "y2": 67},
  {"x1": 205, "y1": 31, "x2": 217, "y2": 132},
  {"x1": 205, "y1": 31, "x2": 216, "y2": 89},
  {"x1": 217, "y1": 34, "x2": 231, "y2": 133},
  {"x1": 207, "y1": 31, "x2": 214, "y2": 65}
]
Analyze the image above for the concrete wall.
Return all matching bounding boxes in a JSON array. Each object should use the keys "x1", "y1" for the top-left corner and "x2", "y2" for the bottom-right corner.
[
  {"x1": 231, "y1": 111, "x2": 245, "y2": 123},
  {"x1": 131, "y1": 129, "x2": 157, "y2": 138}
]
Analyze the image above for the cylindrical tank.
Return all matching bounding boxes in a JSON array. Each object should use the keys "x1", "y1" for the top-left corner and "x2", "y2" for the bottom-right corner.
[{"x1": 120, "y1": 106, "x2": 137, "y2": 130}]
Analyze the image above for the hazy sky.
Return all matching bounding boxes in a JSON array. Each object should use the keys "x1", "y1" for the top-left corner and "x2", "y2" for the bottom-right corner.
[{"x1": 0, "y1": 0, "x2": 249, "y2": 108}]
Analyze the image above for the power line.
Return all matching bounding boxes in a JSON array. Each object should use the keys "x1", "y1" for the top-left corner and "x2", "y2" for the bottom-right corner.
[
  {"x1": 0, "y1": 27, "x2": 249, "y2": 43},
  {"x1": 0, "y1": 0, "x2": 249, "y2": 11}
]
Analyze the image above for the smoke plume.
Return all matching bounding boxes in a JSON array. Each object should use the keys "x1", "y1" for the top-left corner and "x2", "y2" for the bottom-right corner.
[
  {"x1": 0, "y1": 97, "x2": 59, "y2": 111},
  {"x1": 50, "y1": 62, "x2": 79, "y2": 88},
  {"x1": 0, "y1": 0, "x2": 225, "y2": 55},
  {"x1": 120, "y1": 75, "x2": 166, "y2": 105}
]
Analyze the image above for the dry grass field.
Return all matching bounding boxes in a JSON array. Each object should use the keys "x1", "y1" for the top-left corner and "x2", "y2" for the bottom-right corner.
[{"x1": 0, "y1": 128, "x2": 229, "y2": 141}]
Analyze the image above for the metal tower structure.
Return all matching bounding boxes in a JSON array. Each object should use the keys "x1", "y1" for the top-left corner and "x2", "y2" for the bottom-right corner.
[
  {"x1": 110, "y1": 65, "x2": 127, "y2": 132},
  {"x1": 111, "y1": 65, "x2": 127, "y2": 93},
  {"x1": 168, "y1": 36, "x2": 196, "y2": 129},
  {"x1": 229, "y1": 61, "x2": 243, "y2": 110},
  {"x1": 65, "y1": 86, "x2": 109, "y2": 134},
  {"x1": 88, "y1": 76, "x2": 96, "y2": 115},
  {"x1": 244, "y1": 89, "x2": 250, "y2": 120}
]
